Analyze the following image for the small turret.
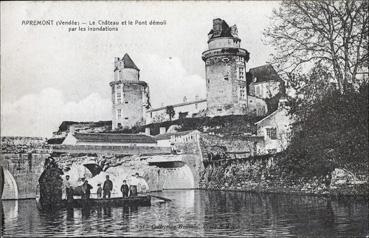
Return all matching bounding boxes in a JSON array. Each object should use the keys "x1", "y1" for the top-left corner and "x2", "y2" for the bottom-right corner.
[
  {"x1": 110, "y1": 53, "x2": 149, "y2": 130},
  {"x1": 114, "y1": 53, "x2": 140, "y2": 82}
]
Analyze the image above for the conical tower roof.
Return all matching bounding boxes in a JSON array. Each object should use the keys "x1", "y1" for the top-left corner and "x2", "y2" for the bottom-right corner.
[{"x1": 122, "y1": 53, "x2": 140, "y2": 71}]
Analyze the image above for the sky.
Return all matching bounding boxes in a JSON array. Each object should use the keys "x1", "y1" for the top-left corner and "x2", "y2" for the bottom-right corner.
[{"x1": 1, "y1": 1, "x2": 281, "y2": 137}]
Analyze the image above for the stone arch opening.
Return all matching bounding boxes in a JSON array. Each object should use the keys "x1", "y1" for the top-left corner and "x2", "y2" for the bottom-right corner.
[
  {"x1": 162, "y1": 164, "x2": 195, "y2": 189},
  {"x1": 1, "y1": 168, "x2": 19, "y2": 200}
]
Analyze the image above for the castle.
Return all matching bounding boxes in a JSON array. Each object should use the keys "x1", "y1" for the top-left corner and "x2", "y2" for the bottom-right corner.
[
  {"x1": 110, "y1": 54, "x2": 150, "y2": 130},
  {"x1": 114, "y1": 18, "x2": 285, "y2": 128},
  {"x1": 57, "y1": 18, "x2": 292, "y2": 154}
]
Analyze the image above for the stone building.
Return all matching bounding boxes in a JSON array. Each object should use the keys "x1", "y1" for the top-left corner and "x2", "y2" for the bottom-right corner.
[
  {"x1": 110, "y1": 53, "x2": 150, "y2": 130},
  {"x1": 201, "y1": 18, "x2": 268, "y2": 117},
  {"x1": 247, "y1": 64, "x2": 286, "y2": 100},
  {"x1": 255, "y1": 98, "x2": 293, "y2": 154},
  {"x1": 146, "y1": 97, "x2": 207, "y2": 124}
]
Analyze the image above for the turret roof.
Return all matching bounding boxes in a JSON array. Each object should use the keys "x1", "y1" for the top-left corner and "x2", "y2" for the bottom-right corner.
[{"x1": 122, "y1": 53, "x2": 140, "y2": 71}]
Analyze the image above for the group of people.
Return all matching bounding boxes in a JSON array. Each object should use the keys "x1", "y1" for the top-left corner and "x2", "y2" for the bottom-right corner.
[{"x1": 64, "y1": 173, "x2": 144, "y2": 200}]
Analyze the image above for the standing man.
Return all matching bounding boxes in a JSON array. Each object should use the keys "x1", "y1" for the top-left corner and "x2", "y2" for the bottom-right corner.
[
  {"x1": 103, "y1": 175, "x2": 113, "y2": 198},
  {"x1": 82, "y1": 180, "x2": 93, "y2": 200},
  {"x1": 120, "y1": 180, "x2": 129, "y2": 198},
  {"x1": 64, "y1": 175, "x2": 73, "y2": 202},
  {"x1": 129, "y1": 173, "x2": 140, "y2": 197},
  {"x1": 96, "y1": 184, "x2": 102, "y2": 198}
]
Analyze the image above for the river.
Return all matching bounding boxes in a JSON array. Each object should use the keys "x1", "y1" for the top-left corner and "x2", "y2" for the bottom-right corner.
[{"x1": 1, "y1": 190, "x2": 368, "y2": 237}]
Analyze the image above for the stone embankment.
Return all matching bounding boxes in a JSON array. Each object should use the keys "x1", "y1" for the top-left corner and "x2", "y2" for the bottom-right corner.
[
  {"x1": 1, "y1": 136, "x2": 50, "y2": 153},
  {"x1": 199, "y1": 155, "x2": 368, "y2": 199}
]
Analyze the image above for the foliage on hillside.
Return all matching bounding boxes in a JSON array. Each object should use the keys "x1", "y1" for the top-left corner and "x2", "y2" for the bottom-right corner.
[
  {"x1": 57, "y1": 121, "x2": 111, "y2": 132},
  {"x1": 279, "y1": 83, "x2": 368, "y2": 179}
]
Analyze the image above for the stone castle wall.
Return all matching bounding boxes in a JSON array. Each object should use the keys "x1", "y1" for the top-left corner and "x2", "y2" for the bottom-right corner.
[
  {"x1": 111, "y1": 82, "x2": 146, "y2": 129},
  {"x1": 205, "y1": 56, "x2": 236, "y2": 115},
  {"x1": 199, "y1": 134, "x2": 263, "y2": 163}
]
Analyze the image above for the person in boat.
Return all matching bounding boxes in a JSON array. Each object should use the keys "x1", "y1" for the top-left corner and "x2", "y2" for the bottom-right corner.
[
  {"x1": 97, "y1": 184, "x2": 102, "y2": 198},
  {"x1": 64, "y1": 175, "x2": 73, "y2": 201},
  {"x1": 103, "y1": 175, "x2": 113, "y2": 198},
  {"x1": 129, "y1": 173, "x2": 140, "y2": 197},
  {"x1": 82, "y1": 180, "x2": 93, "y2": 200},
  {"x1": 120, "y1": 180, "x2": 129, "y2": 198}
]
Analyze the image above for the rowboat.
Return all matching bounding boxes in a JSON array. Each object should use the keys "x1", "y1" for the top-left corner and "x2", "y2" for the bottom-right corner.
[
  {"x1": 36, "y1": 195, "x2": 151, "y2": 210},
  {"x1": 65, "y1": 195, "x2": 151, "y2": 208}
]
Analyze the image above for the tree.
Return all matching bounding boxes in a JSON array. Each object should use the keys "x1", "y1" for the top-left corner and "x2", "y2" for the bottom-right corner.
[
  {"x1": 280, "y1": 82, "x2": 368, "y2": 179},
  {"x1": 264, "y1": 0, "x2": 368, "y2": 93},
  {"x1": 166, "y1": 105, "x2": 175, "y2": 121}
]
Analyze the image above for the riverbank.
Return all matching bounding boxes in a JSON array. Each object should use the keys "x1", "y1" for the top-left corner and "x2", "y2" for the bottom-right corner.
[
  {"x1": 199, "y1": 157, "x2": 369, "y2": 200},
  {"x1": 199, "y1": 183, "x2": 369, "y2": 201}
]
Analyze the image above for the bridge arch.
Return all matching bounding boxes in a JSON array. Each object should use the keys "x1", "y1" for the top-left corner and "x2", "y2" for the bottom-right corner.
[{"x1": 1, "y1": 168, "x2": 19, "y2": 200}]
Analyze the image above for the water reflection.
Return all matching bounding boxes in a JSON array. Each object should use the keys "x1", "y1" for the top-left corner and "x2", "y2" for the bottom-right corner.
[
  {"x1": 1, "y1": 201, "x2": 4, "y2": 237},
  {"x1": 2, "y1": 190, "x2": 368, "y2": 237}
]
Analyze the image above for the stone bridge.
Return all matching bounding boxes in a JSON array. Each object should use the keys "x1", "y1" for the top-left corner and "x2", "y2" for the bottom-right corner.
[
  {"x1": 0, "y1": 152, "x2": 49, "y2": 199},
  {"x1": 0, "y1": 138, "x2": 205, "y2": 200},
  {"x1": 1, "y1": 133, "x2": 260, "y2": 200}
]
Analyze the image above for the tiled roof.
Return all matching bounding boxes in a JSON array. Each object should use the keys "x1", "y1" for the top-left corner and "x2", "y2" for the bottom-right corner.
[
  {"x1": 247, "y1": 64, "x2": 283, "y2": 83},
  {"x1": 74, "y1": 133, "x2": 156, "y2": 144},
  {"x1": 122, "y1": 53, "x2": 140, "y2": 71}
]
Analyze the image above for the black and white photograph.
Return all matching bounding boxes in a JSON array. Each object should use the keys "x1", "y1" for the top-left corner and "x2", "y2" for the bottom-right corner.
[{"x1": 0, "y1": 1, "x2": 368, "y2": 237}]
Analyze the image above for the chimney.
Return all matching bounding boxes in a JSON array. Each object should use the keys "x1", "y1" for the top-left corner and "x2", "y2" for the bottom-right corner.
[
  {"x1": 159, "y1": 127, "x2": 166, "y2": 135},
  {"x1": 213, "y1": 18, "x2": 223, "y2": 37},
  {"x1": 145, "y1": 127, "x2": 151, "y2": 136},
  {"x1": 69, "y1": 125, "x2": 76, "y2": 134}
]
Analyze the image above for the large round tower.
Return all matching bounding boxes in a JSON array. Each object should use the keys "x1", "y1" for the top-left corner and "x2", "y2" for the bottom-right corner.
[
  {"x1": 202, "y1": 18, "x2": 250, "y2": 116},
  {"x1": 109, "y1": 53, "x2": 150, "y2": 130}
]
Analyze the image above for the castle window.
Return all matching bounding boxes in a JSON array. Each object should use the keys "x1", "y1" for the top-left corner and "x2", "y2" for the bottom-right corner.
[
  {"x1": 116, "y1": 92, "x2": 122, "y2": 104},
  {"x1": 256, "y1": 85, "x2": 260, "y2": 96},
  {"x1": 266, "y1": 128, "x2": 277, "y2": 140},
  {"x1": 125, "y1": 117, "x2": 129, "y2": 120},
  {"x1": 257, "y1": 107, "x2": 265, "y2": 116},
  {"x1": 224, "y1": 71, "x2": 229, "y2": 81},
  {"x1": 239, "y1": 86, "x2": 246, "y2": 99},
  {"x1": 117, "y1": 109, "x2": 122, "y2": 119},
  {"x1": 238, "y1": 67, "x2": 245, "y2": 80}
]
